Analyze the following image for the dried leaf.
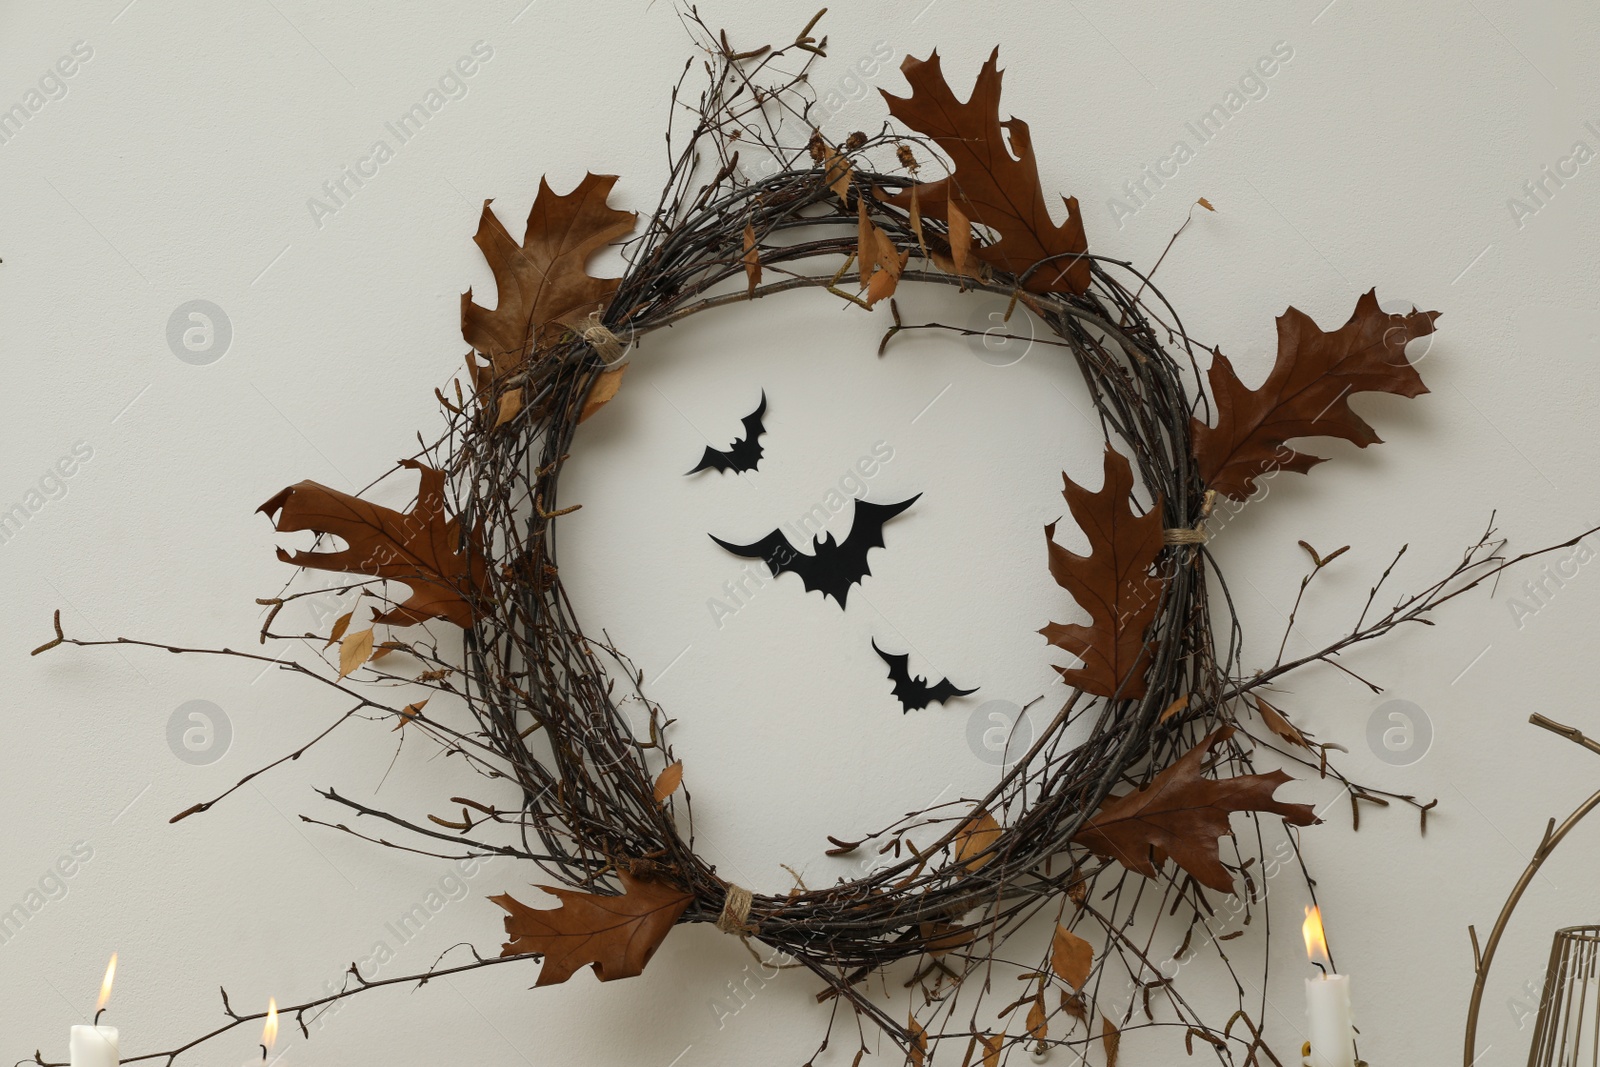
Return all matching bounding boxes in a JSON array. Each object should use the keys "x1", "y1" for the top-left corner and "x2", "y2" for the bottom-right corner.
[
  {"x1": 1040, "y1": 446, "x2": 1166, "y2": 698},
  {"x1": 918, "y1": 920, "x2": 975, "y2": 956},
  {"x1": 1101, "y1": 1015, "x2": 1120, "y2": 1067},
  {"x1": 461, "y1": 173, "x2": 637, "y2": 378},
  {"x1": 1159, "y1": 695, "x2": 1189, "y2": 723},
  {"x1": 909, "y1": 1016, "x2": 928, "y2": 1067},
  {"x1": 979, "y1": 1032, "x2": 1002, "y2": 1067},
  {"x1": 1255, "y1": 696, "x2": 1308, "y2": 748},
  {"x1": 822, "y1": 143, "x2": 853, "y2": 204},
  {"x1": 492, "y1": 871, "x2": 692, "y2": 986},
  {"x1": 260, "y1": 460, "x2": 485, "y2": 629},
  {"x1": 865, "y1": 244, "x2": 910, "y2": 308},
  {"x1": 881, "y1": 50, "x2": 1090, "y2": 294},
  {"x1": 392, "y1": 698, "x2": 428, "y2": 731},
  {"x1": 1197, "y1": 197, "x2": 1215, "y2": 212},
  {"x1": 1060, "y1": 990, "x2": 1087, "y2": 1024},
  {"x1": 909, "y1": 183, "x2": 927, "y2": 258},
  {"x1": 324, "y1": 610, "x2": 353, "y2": 649},
  {"x1": 947, "y1": 194, "x2": 972, "y2": 280},
  {"x1": 580, "y1": 365, "x2": 626, "y2": 422},
  {"x1": 954, "y1": 809, "x2": 1002, "y2": 871},
  {"x1": 1050, "y1": 925, "x2": 1094, "y2": 991},
  {"x1": 1072, "y1": 727, "x2": 1318, "y2": 893},
  {"x1": 338, "y1": 627, "x2": 374, "y2": 678},
  {"x1": 1026, "y1": 997, "x2": 1048, "y2": 1040},
  {"x1": 1192, "y1": 289, "x2": 1438, "y2": 500},
  {"x1": 653, "y1": 761, "x2": 684, "y2": 803},
  {"x1": 857, "y1": 197, "x2": 875, "y2": 288},
  {"x1": 742, "y1": 222, "x2": 761, "y2": 296},
  {"x1": 494, "y1": 387, "x2": 523, "y2": 429}
]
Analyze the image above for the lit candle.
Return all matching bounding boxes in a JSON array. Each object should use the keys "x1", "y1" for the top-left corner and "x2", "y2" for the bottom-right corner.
[
  {"x1": 69, "y1": 954, "x2": 118, "y2": 1067},
  {"x1": 1303, "y1": 907, "x2": 1354, "y2": 1067},
  {"x1": 260, "y1": 998, "x2": 278, "y2": 1063}
]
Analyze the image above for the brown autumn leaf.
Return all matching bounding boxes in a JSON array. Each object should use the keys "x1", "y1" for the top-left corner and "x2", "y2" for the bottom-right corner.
[
  {"x1": 579, "y1": 365, "x2": 626, "y2": 423},
  {"x1": 1026, "y1": 997, "x2": 1048, "y2": 1041},
  {"x1": 821, "y1": 143, "x2": 854, "y2": 205},
  {"x1": 494, "y1": 387, "x2": 523, "y2": 429},
  {"x1": 1060, "y1": 990, "x2": 1087, "y2": 1024},
  {"x1": 742, "y1": 221, "x2": 761, "y2": 296},
  {"x1": 260, "y1": 460, "x2": 486, "y2": 629},
  {"x1": 1040, "y1": 446, "x2": 1166, "y2": 698},
  {"x1": 1101, "y1": 1015, "x2": 1121, "y2": 1067},
  {"x1": 391, "y1": 698, "x2": 428, "y2": 731},
  {"x1": 918, "y1": 920, "x2": 975, "y2": 956},
  {"x1": 1159, "y1": 695, "x2": 1189, "y2": 724},
  {"x1": 880, "y1": 50, "x2": 1090, "y2": 295},
  {"x1": 954, "y1": 809, "x2": 1002, "y2": 871},
  {"x1": 1050, "y1": 925, "x2": 1094, "y2": 991},
  {"x1": 338, "y1": 626, "x2": 374, "y2": 678},
  {"x1": 978, "y1": 1032, "x2": 1002, "y2": 1067},
  {"x1": 946, "y1": 194, "x2": 972, "y2": 280},
  {"x1": 909, "y1": 1016, "x2": 928, "y2": 1067},
  {"x1": 461, "y1": 173, "x2": 638, "y2": 380},
  {"x1": 1255, "y1": 695, "x2": 1308, "y2": 748},
  {"x1": 1192, "y1": 289, "x2": 1438, "y2": 500},
  {"x1": 492, "y1": 871, "x2": 692, "y2": 986},
  {"x1": 1072, "y1": 727, "x2": 1318, "y2": 893},
  {"x1": 653, "y1": 761, "x2": 684, "y2": 803},
  {"x1": 324, "y1": 609, "x2": 353, "y2": 649}
]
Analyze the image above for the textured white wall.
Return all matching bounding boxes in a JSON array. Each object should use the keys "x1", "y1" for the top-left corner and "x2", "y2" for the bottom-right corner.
[{"x1": 2, "y1": 2, "x2": 1598, "y2": 1065}]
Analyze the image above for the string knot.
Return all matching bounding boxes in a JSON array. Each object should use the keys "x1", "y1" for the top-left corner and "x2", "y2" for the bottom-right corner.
[
  {"x1": 1162, "y1": 526, "x2": 1207, "y2": 545},
  {"x1": 580, "y1": 310, "x2": 627, "y2": 365},
  {"x1": 716, "y1": 883, "x2": 756, "y2": 935}
]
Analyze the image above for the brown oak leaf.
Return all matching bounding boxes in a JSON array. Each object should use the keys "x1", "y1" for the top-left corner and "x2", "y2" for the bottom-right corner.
[
  {"x1": 259, "y1": 460, "x2": 485, "y2": 629},
  {"x1": 1040, "y1": 446, "x2": 1166, "y2": 698},
  {"x1": 1192, "y1": 289, "x2": 1438, "y2": 500},
  {"x1": 880, "y1": 49, "x2": 1090, "y2": 295},
  {"x1": 1072, "y1": 727, "x2": 1317, "y2": 893},
  {"x1": 491, "y1": 871, "x2": 693, "y2": 986},
  {"x1": 460, "y1": 173, "x2": 638, "y2": 380}
]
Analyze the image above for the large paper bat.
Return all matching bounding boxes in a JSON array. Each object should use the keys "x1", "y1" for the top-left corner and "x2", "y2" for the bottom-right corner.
[
  {"x1": 872, "y1": 639, "x2": 977, "y2": 712},
  {"x1": 710, "y1": 494, "x2": 918, "y2": 608},
  {"x1": 687, "y1": 391, "x2": 767, "y2": 475}
]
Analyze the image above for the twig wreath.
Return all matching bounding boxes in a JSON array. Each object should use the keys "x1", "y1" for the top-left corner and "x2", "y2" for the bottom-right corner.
[{"x1": 26, "y1": 11, "x2": 1600, "y2": 1067}]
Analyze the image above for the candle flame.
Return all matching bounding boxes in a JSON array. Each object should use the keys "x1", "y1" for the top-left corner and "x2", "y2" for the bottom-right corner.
[
  {"x1": 1302, "y1": 905, "x2": 1330, "y2": 966},
  {"x1": 262, "y1": 998, "x2": 278, "y2": 1051},
  {"x1": 95, "y1": 953, "x2": 117, "y2": 1013}
]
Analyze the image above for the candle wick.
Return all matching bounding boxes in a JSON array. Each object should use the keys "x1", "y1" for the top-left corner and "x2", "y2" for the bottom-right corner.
[
  {"x1": 261, "y1": 1044, "x2": 268, "y2": 1061},
  {"x1": 93, "y1": 1008, "x2": 106, "y2": 1025},
  {"x1": 1311, "y1": 960, "x2": 1327, "y2": 976}
]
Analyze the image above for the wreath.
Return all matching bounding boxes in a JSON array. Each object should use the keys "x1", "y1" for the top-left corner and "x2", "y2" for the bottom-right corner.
[{"x1": 33, "y1": 14, "x2": 1577, "y2": 1067}]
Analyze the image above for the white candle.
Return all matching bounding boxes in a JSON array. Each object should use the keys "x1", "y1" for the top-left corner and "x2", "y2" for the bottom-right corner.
[
  {"x1": 1305, "y1": 974, "x2": 1355, "y2": 1067},
  {"x1": 68, "y1": 1025, "x2": 118, "y2": 1067}
]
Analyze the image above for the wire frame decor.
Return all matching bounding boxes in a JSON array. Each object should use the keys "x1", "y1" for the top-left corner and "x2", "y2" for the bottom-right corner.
[{"x1": 1528, "y1": 926, "x2": 1600, "y2": 1067}]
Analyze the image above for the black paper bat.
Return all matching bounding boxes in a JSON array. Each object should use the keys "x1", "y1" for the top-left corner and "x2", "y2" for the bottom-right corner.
[
  {"x1": 709, "y1": 494, "x2": 918, "y2": 608},
  {"x1": 872, "y1": 639, "x2": 977, "y2": 712},
  {"x1": 687, "y1": 391, "x2": 767, "y2": 474}
]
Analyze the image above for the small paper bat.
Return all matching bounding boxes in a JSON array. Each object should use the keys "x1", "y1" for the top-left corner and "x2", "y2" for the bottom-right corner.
[
  {"x1": 710, "y1": 494, "x2": 918, "y2": 608},
  {"x1": 872, "y1": 639, "x2": 977, "y2": 712},
  {"x1": 687, "y1": 391, "x2": 767, "y2": 475}
]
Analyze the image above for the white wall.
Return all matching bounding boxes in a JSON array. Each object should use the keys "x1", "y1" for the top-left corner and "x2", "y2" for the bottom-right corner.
[{"x1": 2, "y1": 1, "x2": 1598, "y2": 1065}]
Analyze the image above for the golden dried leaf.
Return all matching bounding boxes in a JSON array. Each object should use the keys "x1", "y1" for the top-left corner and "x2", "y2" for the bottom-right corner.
[
  {"x1": 653, "y1": 761, "x2": 684, "y2": 803},
  {"x1": 1039, "y1": 446, "x2": 1166, "y2": 698},
  {"x1": 580, "y1": 365, "x2": 626, "y2": 422},
  {"x1": 1160, "y1": 694, "x2": 1189, "y2": 723},
  {"x1": 1256, "y1": 696, "x2": 1308, "y2": 748},
  {"x1": 1101, "y1": 1015, "x2": 1121, "y2": 1067},
  {"x1": 1072, "y1": 727, "x2": 1318, "y2": 893},
  {"x1": 909, "y1": 1016, "x2": 928, "y2": 1067},
  {"x1": 1050, "y1": 925, "x2": 1094, "y2": 991},
  {"x1": 954, "y1": 809, "x2": 1002, "y2": 871},
  {"x1": 338, "y1": 627, "x2": 374, "y2": 678},
  {"x1": 1026, "y1": 997, "x2": 1048, "y2": 1040},
  {"x1": 392, "y1": 698, "x2": 428, "y2": 731},
  {"x1": 742, "y1": 222, "x2": 761, "y2": 296},
  {"x1": 947, "y1": 194, "x2": 972, "y2": 280},
  {"x1": 881, "y1": 51, "x2": 1090, "y2": 294},
  {"x1": 1197, "y1": 196, "x2": 1215, "y2": 212},
  {"x1": 324, "y1": 610, "x2": 353, "y2": 649},
  {"x1": 492, "y1": 871, "x2": 692, "y2": 986},
  {"x1": 1192, "y1": 289, "x2": 1437, "y2": 500},
  {"x1": 260, "y1": 461, "x2": 485, "y2": 629},
  {"x1": 979, "y1": 1032, "x2": 1002, "y2": 1067},
  {"x1": 822, "y1": 143, "x2": 853, "y2": 204},
  {"x1": 494, "y1": 387, "x2": 523, "y2": 429},
  {"x1": 1060, "y1": 990, "x2": 1087, "y2": 1023},
  {"x1": 461, "y1": 173, "x2": 637, "y2": 378},
  {"x1": 865, "y1": 245, "x2": 910, "y2": 308},
  {"x1": 909, "y1": 183, "x2": 927, "y2": 258}
]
